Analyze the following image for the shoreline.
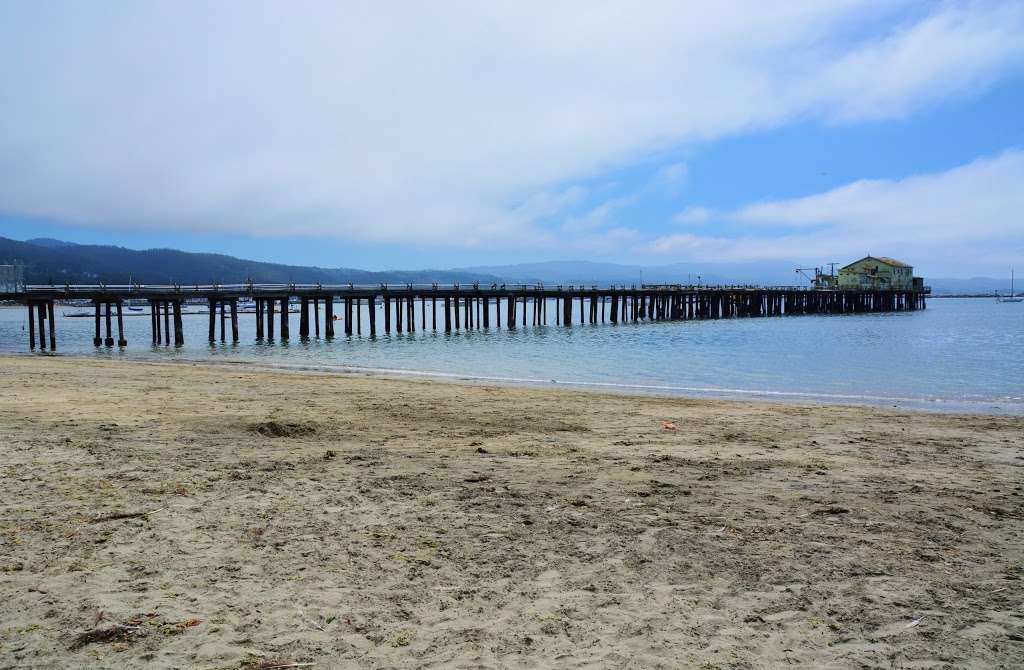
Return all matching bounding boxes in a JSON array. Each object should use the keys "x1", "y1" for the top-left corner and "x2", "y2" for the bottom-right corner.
[
  {"x1": 3, "y1": 350, "x2": 1021, "y2": 417},
  {"x1": 2, "y1": 355, "x2": 1022, "y2": 668}
]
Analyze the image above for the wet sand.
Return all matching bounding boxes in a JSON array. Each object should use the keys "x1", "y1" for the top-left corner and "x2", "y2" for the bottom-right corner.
[{"x1": 1, "y1": 355, "x2": 1021, "y2": 669}]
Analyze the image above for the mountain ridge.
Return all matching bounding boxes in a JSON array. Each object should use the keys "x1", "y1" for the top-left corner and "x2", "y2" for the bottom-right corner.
[{"x1": 0, "y1": 237, "x2": 500, "y2": 286}]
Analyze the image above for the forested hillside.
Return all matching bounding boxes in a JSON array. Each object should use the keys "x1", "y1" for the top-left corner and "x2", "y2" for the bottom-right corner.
[{"x1": 0, "y1": 237, "x2": 497, "y2": 285}]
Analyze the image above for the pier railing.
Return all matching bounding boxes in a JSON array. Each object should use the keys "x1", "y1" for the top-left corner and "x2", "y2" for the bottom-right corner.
[{"x1": 17, "y1": 281, "x2": 877, "y2": 297}]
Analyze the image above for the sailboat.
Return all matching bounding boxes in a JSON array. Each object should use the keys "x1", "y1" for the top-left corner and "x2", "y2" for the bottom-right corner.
[{"x1": 997, "y1": 269, "x2": 1022, "y2": 303}]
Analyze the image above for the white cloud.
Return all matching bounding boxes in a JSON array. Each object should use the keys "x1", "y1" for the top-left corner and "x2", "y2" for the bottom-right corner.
[
  {"x1": 561, "y1": 196, "x2": 635, "y2": 233},
  {"x1": 673, "y1": 206, "x2": 713, "y2": 225},
  {"x1": 733, "y1": 150, "x2": 1024, "y2": 241},
  {"x1": 645, "y1": 233, "x2": 735, "y2": 257},
  {"x1": 811, "y1": 2, "x2": 1024, "y2": 122},
  {"x1": 512, "y1": 186, "x2": 588, "y2": 222},
  {"x1": 569, "y1": 227, "x2": 643, "y2": 255},
  {"x1": 653, "y1": 162, "x2": 689, "y2": 193},
  {"x1": 645, "y1": 150, "x2": 1024, "y2": 274},
  {"x1": 0, "y1": 1, "x2": 1021, "y2": 249}
]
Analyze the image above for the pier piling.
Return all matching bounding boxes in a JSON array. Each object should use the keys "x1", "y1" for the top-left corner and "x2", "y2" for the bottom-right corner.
[
  {"x1": 103, "y1": 303, "x2": 113, "y2": 347},
  {"x1": 208, "y1": 299, "x2": 216, "y2": 342},
  {"x1": 98, "y1": 302, "x2": 105, "y2": 346},
  {"x1": 368, "y1": 295, "x2": 377, "y2": 337},
  {"x1": 28, "y1": 303, "x2": 36, "y2": 350},
  {"x1": 325, "y1": 297, "x2": 335, "y2": 337},
  {"x1": 37, "y1": 303, "x2": 47, "y2": 350},
  {"x1": 219, "y1": 300, "x2": 227, "y2": 343},
  {"x1": 116, "y1": 301, "x2": 126, "y2": 347},
  {"x1": 173, "y1": 301, "x2": 184, "y2": 346}
]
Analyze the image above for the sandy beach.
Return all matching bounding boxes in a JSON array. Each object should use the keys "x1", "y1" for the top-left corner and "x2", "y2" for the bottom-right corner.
[{"x1": 0, "y1": 355, "x2": 1021, "y2": 669}]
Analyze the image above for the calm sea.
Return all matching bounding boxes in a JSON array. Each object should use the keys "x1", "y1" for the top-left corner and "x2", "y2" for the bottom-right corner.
[{"x1": 2, "y1": 297, "x2": 1021, "y2": 415}]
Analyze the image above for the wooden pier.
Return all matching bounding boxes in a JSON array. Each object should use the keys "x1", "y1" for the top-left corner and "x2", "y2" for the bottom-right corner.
[{"x1": 4, "y1": 283, "x2": 927, "y2": 351}]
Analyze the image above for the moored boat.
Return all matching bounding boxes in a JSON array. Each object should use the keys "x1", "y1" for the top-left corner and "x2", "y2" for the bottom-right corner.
[{"x1": 996, "y1": 269, "x2": 1022, "y2": 303}]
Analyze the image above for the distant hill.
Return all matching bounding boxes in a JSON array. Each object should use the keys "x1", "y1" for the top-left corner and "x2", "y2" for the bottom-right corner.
[
  {"x1": 455, "y1": 260, "x2": 803, "y2": 286},
  {"x1": 0, "y1": 237, "x2": 500, "y2": 286},
  {"x1": 926, "y1": 277, "x2": 1013, "y2": 296},
  {"x1": 24, "y1": 237, "x2": 81, "y2": 249},
  {"x1": 455, "y1": 260, "x2": 645, "y2": 285}
]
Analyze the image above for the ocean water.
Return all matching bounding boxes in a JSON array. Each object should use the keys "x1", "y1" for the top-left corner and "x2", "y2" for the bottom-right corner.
[{"x1": 1, "y1": 297, "x2": 1022, "y2": 414}]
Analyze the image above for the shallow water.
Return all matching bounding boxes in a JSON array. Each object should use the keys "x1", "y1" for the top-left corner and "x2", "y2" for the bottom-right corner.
[{"x1": 2, "y1": 297, "x2": 1022, "y2": 414}]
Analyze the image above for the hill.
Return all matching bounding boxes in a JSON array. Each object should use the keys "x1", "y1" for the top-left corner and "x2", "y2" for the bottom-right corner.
[
  {"x1": 923, "y1": 277, "x2": 1015, "y2": 296},
  {"x1": 455, "y1": 260, "x2": 803, "y2": 286},
  {"x1": 0, "y1": 237, "x2": 499, "y2": 286}
]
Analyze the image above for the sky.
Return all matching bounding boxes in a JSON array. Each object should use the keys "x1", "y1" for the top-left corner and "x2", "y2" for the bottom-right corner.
[{"x1": 1, "y1": 1, "x2": 1022, "y2": 277}]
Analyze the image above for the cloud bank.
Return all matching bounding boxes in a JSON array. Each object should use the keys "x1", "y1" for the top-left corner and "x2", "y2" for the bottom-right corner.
[{"x1": 0, "y1": 1, "x2": 1022, "y2": 262}]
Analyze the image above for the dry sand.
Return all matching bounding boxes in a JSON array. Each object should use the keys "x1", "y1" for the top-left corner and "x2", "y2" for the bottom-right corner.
[{"x1": 0, "y1": 355, "x2": 1021, "y2": 669}]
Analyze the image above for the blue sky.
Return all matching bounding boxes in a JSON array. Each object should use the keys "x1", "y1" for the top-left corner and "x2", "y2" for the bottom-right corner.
[{"x1": 1, "y1": 2, "x2": 1022, "y2": 276}]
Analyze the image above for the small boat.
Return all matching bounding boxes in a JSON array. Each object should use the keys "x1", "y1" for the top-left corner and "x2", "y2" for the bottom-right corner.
[
  {"x1": 127, "y1": 306, "x2": 145, "y2": 312},
  {"x1": 996, "y1": 269, "x2": 1022, "y2": 303}
]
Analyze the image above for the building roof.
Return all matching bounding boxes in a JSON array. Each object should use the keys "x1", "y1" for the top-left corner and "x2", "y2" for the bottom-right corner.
[{"x1": 841, "y1": 255, "x2": 911, "y2": 270}]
